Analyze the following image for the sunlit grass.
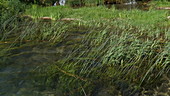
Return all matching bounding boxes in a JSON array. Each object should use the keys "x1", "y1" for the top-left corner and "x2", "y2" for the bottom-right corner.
[{"x1": 25, "y1": 5, "x2": 169, "y2": 28}]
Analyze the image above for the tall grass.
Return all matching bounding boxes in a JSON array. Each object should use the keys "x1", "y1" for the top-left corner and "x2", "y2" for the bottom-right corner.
[
  {"x1": 47, "y1": 20, "x2": 169, "y2": 95},
  {"x1": 1, "y1": 1, "x2": 170, "y2": 95}
]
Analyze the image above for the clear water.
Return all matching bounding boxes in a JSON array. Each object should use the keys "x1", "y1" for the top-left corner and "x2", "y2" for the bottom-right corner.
[
  {"x1": 0, "y1": 43, "x2": 60, "y2": 95},
  {"x1": 0, "y1": 28, "x2": 86, "y2": 95}
]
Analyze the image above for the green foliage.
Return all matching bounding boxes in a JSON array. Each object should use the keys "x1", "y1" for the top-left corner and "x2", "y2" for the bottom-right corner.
[
  {"x1": 0, "y1": 0, "x2": 8, "y2": 17},
  {"x1": 0, "y1": 0, "x2": 28, "y2": 40},
  {"x1": 20, "y1": 0, "x2": 57, "y2": 6},
  {"x1": 0, "y1": 0, "x2": 26, "y2": 24},
  {"x1": 1, "y1": 0, "x2": 170, "y2": 95},
  {"x1": 150, "y1": 0, "x2": 170, "y2": 7},
  {"x1": 25, "y1": 5, "x2": 169, "y2": 27}
]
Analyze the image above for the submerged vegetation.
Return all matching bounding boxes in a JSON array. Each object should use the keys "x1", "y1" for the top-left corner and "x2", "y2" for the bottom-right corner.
[{"x1": 0, "y1": 0, "x2": 170, "y2": 96}]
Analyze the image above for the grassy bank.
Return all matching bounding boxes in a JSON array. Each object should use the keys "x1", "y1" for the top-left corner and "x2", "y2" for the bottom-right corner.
[
  {"x1": 1, "y1": 1, "x2": 170, "y2": 96},
  {"x1": 25, "y1": 4, "x2": 169, "y2": 27}
]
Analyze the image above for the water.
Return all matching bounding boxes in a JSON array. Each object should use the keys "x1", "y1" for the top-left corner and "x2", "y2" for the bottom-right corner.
[
  {"x1": 106, "y1": 1, "x2": 150, "y2": 10},
  {"x1": 71, "y1": 0, "x2": 150, "y2": 10},
  {"x1": 0, "y1": 43, "x2": 60, "y2": 95},
  {"x1": 1, "y1": 28, "x2": 170, "y2": 95},
  {"x1": 0, "y1": 28, "x2": 86, "y2": 95}
]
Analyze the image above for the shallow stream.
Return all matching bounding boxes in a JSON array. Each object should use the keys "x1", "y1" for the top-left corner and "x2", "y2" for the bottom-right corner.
[{"x1": 0, "y1": 27, "x2": 86, "y2": 95}]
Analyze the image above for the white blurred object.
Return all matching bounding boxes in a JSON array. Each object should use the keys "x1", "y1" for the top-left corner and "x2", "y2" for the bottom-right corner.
[
  {"x1": 124, "y1": 0, "x2": 137, "y2": 5},
  {"x1": 59, "y1": 0, "x2": 66, "y2": 6},
  {"x1": 167, "y1": 16, "x2": 170, "y2": 19}
]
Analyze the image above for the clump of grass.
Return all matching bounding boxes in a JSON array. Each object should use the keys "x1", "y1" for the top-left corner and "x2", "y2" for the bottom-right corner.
[{"x1": 46, "y1": 20, "x2": 169, "y2": 95}]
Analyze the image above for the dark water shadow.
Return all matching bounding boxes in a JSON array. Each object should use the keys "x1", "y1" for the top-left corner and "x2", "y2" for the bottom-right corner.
[
  {"x1": 71, "y1": 3, "x2": 150, "y2": 11},
  {"x1": 107, "y1": 3, "x2": 150, "y2": 11}
]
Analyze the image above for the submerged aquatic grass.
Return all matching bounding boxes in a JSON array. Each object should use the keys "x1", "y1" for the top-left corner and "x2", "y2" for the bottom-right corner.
[
  {"x1": 51, "y1": 21, "x2": 170, "y2": 95},
  {"x1": 1, "y1": 1, "x2": 170, "y2": 95}
]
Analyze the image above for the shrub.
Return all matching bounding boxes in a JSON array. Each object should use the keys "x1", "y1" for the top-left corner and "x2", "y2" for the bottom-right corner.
[
  {"x1": 0, "y1": 0, "x2": 26, "y2": 23},
  {"x1": 19, "y1": 0, "x2": 57, "y2": 6},
  {"x1": 0, "y1": 0, "x2": 27, "y2": 39}
]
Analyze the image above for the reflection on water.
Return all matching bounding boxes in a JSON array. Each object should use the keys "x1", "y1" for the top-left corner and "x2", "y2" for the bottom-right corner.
[
  {"x1": 107, "y1": 2, "x2": 150, "y2": 10},
  {"x1": 70, "y1": 0, "x2": 149, "y2": 10},
  {"x1": 0, "y1": 43, "x2": 61, "y2": 96}
]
